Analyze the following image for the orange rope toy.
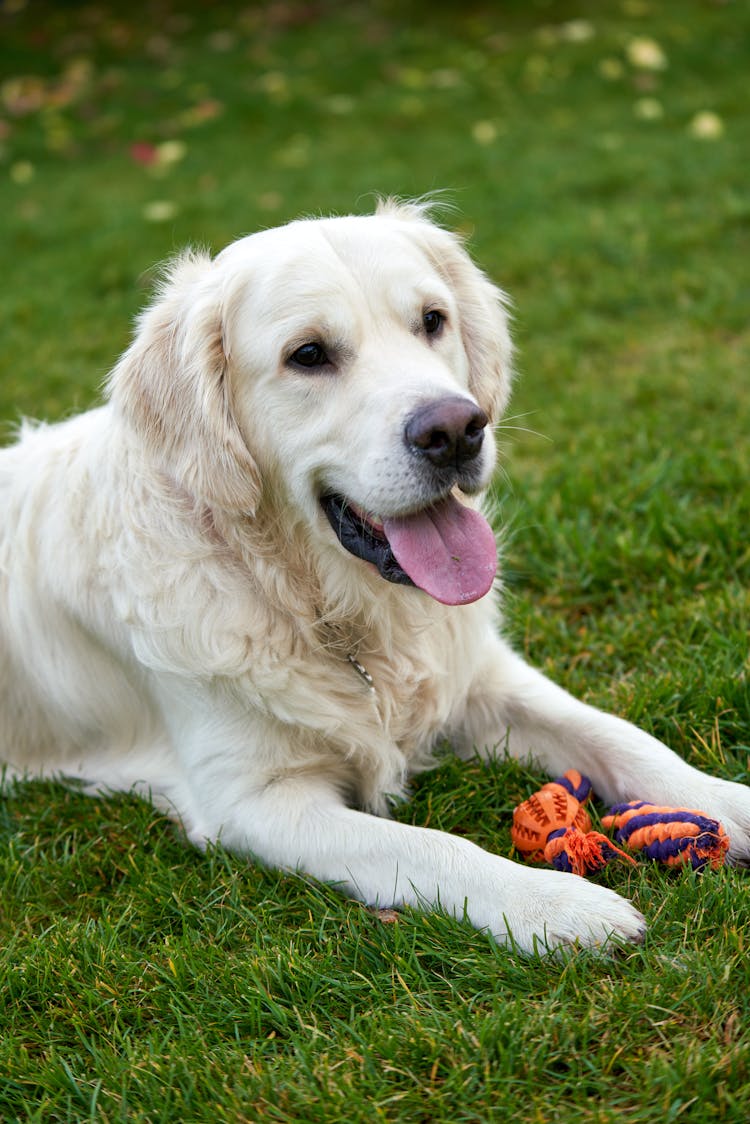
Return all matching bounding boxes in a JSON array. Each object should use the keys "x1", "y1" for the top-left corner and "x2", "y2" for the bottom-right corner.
[
  {"x1": 601, "y1": 801, "x2": 730, "y2": 870},
  {"x1": 512, "y1": 771, "x2": 730, "y2": 875},
  {"x1": 511, "y1": 770, "x2": 636, "y2": 876}
]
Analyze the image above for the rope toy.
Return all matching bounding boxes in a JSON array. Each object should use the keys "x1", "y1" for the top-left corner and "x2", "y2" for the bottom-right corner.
[
  {"x1": 512, "y1": 772, "x2": 730, "y2": 875},
  {"x1": 601, "y1": 801, "x2": 730, "y2": 870},
  {"x1": 511, "y1": 770, "x2": 636, "y2": 876}
]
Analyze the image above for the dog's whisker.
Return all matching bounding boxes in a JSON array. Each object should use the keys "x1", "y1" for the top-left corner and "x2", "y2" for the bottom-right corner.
[
  {"x1": 493, "y1": 423, "x2": 552, "y2": 442},
  {"x1": 498, "y1": 409, "x2": 540, "y2": 423}
]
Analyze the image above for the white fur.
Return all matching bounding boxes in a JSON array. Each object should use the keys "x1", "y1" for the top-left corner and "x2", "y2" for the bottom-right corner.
[{"x1": 2, "y1": 201, "x2": 748, "y2": 954}]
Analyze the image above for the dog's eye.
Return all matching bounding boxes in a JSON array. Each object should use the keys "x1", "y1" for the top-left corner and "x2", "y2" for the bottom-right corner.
[
  {"x1": 289, "y1": 342, "x2": 330, "y2": 369},
  {"x1": 423, "y1": 310, "x2": 445, "y2": 336}
]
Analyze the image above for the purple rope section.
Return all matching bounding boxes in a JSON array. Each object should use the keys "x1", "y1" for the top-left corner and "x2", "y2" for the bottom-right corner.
[
  {"x1": 607, "y1": 805, "x2": 722, "y2": 844},
  {"x1": 555, "y1": 773, "x2": 592, "y2": 804}
]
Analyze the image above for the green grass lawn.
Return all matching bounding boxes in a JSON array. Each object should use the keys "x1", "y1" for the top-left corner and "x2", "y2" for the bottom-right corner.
[{"x1": 1, "y1": 1, "x2": 749, "y2": 1120}]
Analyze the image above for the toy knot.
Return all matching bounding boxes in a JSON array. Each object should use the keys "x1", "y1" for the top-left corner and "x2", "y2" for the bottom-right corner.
[{"x1": 544, "y1": 826, "x2": 636, "y2": 877}]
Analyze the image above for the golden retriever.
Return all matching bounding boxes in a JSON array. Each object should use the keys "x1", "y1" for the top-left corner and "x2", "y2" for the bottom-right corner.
[{"x1": 2, "y1": 200, "x2": 748, "y2": 953}]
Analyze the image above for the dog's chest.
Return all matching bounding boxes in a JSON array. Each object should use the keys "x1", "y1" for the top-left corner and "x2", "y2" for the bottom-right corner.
[{"x1": 317, "y1": 610, "x2": 474, "y2": 757}]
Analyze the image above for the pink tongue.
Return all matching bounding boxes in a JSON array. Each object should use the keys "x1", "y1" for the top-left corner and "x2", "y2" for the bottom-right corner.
[{"x1": 382, "y1": 495, "x2": 497, "y2": 605}]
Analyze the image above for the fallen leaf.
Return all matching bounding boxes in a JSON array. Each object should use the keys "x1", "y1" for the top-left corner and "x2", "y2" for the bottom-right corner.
[
  {"x1": 155, "y1": 139, "x2": 187, "y2": 167},
  {"x1": 634, "y1": 97, "x2": 663, "y2": 120},
  {"x1": 374, "y1": 909, "x2": 399, "y2": 924},
  {"x1": 131, "y1": 141, "x2": 157, "y2": 165},
  {"x1": 472, "y1": 120, "x2": 497, "y2": 145},
  {"x1": 143, "y1": 199, "x2": 178, "y2": 222},
  {"x1": 689, "y1": 111, "x2": 724, "y2": 139},
  {"x1": 10, "y1": 160, "x2": 34, "y2": 184},
  {"x1": 626, "y1": 37, "x2": 667, "y2": 70}
]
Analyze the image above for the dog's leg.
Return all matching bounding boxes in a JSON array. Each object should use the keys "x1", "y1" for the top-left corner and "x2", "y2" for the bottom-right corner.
[
  {"x1": 458, "y1": 638, "x2": 750, "y2": 863},
  {"x1": 149, "y1": 680, "x2": 643, "y2": 954},
  {"x1": 187, "y1": 771, "x2": 644, "y2": 955}
]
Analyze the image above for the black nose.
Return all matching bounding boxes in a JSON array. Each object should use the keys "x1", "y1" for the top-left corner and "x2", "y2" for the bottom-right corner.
[{"x1": 404, "y1": 396, "x2": 488, "y2": 470}]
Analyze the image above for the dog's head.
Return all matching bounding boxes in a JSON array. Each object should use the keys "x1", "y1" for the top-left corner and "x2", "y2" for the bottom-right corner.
[{"x1": 108, "y1": 201, "x2": 513, "y2": 605}]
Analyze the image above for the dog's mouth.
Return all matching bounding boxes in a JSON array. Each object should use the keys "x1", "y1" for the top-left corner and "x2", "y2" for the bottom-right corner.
[{"x1": 320, "y1": 492, "x2": 497, "y2": 606}]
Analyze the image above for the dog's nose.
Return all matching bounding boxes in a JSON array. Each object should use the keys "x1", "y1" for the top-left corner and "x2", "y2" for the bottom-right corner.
[{"x1": 404, "y1": 396, "x2": 488, "y2": 469}]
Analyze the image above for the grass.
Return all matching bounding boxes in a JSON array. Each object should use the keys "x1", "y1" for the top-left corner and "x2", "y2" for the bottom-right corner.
[{"x1": 1, "y1": 0, "x2": 749, "y2": 1120}]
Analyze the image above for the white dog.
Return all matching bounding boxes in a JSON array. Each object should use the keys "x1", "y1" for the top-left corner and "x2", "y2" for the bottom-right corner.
[{"x1": 2, "y1": 200, "x2": 748, "y2": 953}]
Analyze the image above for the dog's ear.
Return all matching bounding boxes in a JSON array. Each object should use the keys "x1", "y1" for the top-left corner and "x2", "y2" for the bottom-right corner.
[
  {"x1": 107, "y1": 252, "x2": 261, "y2": 514},
  {"x1": 378, "y1": 200, "x2": 514, "y2": 422}
]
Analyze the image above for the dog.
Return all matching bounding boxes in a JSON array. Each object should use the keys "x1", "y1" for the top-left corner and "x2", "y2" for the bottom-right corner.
[{"x1": 2, "y1": 199, "x2": 748, "y2": 953}]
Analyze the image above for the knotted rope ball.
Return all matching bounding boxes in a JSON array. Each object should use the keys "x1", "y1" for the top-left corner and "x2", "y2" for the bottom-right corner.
[
  {"x1": 511, "y1": 770, "x2": 634, "y2": 876},
  {"x1": 510, "y1": 769, "x2": 592, "y2": 860}
]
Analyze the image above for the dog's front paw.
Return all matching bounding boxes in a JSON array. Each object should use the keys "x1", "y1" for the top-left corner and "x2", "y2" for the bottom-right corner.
[{"x1": 487, "y1": 865, "x2": 646, "y2": 955}]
